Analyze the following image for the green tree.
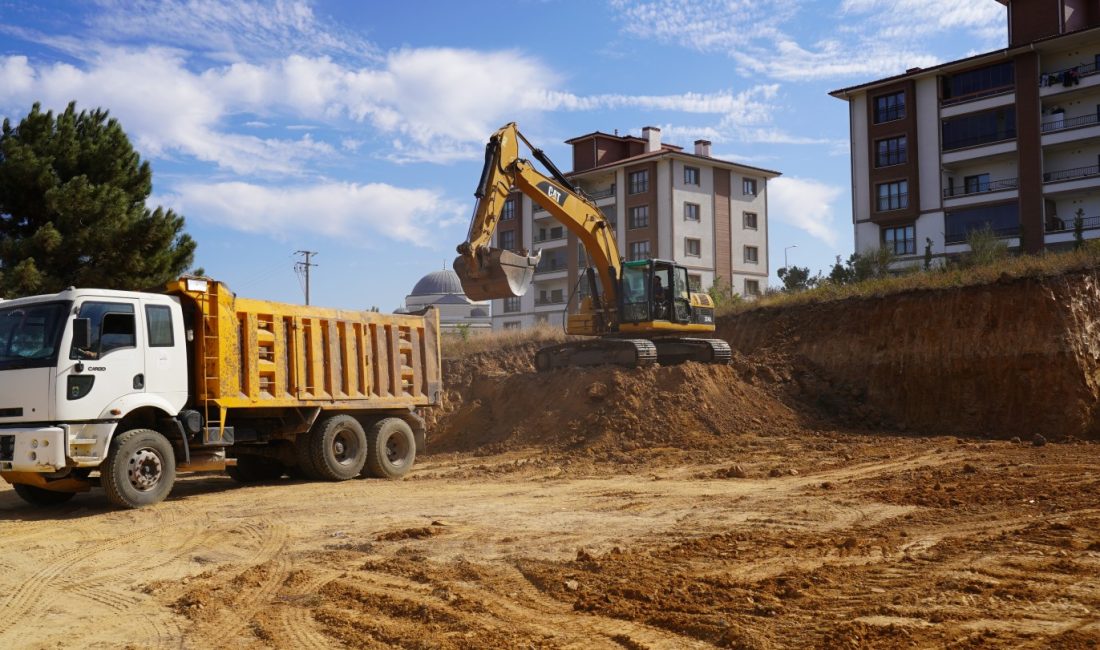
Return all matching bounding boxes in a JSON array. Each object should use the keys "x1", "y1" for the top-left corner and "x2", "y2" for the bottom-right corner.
[
  {"x1": 964, "y1": 225, "x2": 1008, "y2": 267},
  {"x1": 707, "y1": 275, "x2": 742, "y2": 308},
  {"x1": 1074, "y1": 208, "x2": 1085, "y2": 250},
  {"x1": 777, "y1": 265, "x2": 816, "y2": 292},
  {"x1": 0, "y1": 102, "x2": 196, "y2": 297}
]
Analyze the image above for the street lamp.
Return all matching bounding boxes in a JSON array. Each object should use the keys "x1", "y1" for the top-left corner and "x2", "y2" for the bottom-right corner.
[{"x1": 784, "y1": 244, "x2": 798, "y2": 269}]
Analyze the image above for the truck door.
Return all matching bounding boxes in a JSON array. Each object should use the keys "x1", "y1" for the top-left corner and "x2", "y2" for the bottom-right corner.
[
  {"x1": 57, "y1": 300, "x2": 144, "y2": 421},
  {"x1": 140, "y1": 299, "x2": 188, "y2": 410}
]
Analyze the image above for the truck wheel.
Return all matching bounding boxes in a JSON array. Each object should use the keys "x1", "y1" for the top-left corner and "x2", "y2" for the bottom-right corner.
[
  {"x1": 309, "y1": 415, "x2": 367, "y2": 481},
  {"x1": 13, "y1": 483, "x2": 76, "y2": 506},
  {"x1": 362, "y1": 418, "x2": 416, "y2": 480},
  {"x1": 101, "y1": 428, "x2": 176, "y2": 509},
  {"x1": 227, "y1": 455, "x2": 284, "y2": 483}
]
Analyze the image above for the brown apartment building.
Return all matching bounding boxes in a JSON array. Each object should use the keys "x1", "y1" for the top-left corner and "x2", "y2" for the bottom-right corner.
[
  {"x1": 831, "y1": 0, "x2": 1100, "y2": 261},
  {"x1": 490, "y1": 127, "x2": 780, "y2": 330}
]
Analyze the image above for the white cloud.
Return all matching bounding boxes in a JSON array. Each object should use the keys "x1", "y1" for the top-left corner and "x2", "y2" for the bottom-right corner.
[
  {"x1": 768, "y1": 177, "x2": 844, "y2": 247},
  {"x1": 163, "y1": 181, "x2": 466, "y2": 245},
  {"x1": 611, "y1": 0, "x2": 1006, "y2": 81},
  {"x1": 1, "y1": 45, "x2": 799, "y2": 171},
  {"x1": 87, "y1": 0, "x2": 376, "y2": 62}
]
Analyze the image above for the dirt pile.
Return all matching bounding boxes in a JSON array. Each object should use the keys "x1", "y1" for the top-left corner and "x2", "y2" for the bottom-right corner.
[
  {"x1": 426, "y1": 344, "x2": 810, "y2": 455},
  {"x1": 719, "y1": 270, "x2": 1100, "y2": 439}
]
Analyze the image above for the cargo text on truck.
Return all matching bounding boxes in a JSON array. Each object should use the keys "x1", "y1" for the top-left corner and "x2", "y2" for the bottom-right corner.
[{"x1": 0, "y1": 276, "x2": 442, "y2": 508}]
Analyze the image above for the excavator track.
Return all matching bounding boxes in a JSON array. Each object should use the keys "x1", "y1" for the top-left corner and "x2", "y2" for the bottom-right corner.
[
  {"x1": 651, "y1": 337, "x2": 732, "y2": 366},
  {"x1": 534, "y1": 339, "x2": 657, "y2": 372}
]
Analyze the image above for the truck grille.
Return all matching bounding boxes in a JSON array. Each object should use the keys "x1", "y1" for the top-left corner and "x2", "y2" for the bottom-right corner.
[
  {"x1": 0, "y1": 435, "x2": 13, "y2": 462},
  {"x1": 0, "y1": 408, "x2": 23, "y2": 418}
]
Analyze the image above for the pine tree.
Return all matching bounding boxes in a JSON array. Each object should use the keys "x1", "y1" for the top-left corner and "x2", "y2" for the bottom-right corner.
[{"x1": 0, "y1": 102, "x2": 196, "y2": 296}]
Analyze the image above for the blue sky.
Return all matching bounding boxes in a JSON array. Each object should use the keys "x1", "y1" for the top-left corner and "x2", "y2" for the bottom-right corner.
[{"x1": 0, "y1": 0, "x2": 1008, "y2": 310}]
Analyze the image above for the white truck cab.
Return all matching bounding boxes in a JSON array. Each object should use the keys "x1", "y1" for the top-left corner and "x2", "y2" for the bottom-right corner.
[{"x1": 0, "y1": 287, "x2": 188, "y2": 503}]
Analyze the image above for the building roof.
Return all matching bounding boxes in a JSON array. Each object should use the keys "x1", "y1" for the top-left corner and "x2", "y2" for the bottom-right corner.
[
  {"x1": 829, "y1": 23, "x2": 1100, "y2": 100},
  {"x1": 567, "y1": 147, "x2": 781, "y2": 179},
  {"x1": 410, "y1": 269, "x2": 464, "y2": 296}
]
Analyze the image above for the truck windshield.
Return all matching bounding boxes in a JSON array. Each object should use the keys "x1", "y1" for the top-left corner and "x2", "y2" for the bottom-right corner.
[{"x1": 0, "y1": 302, "x2": 70, "y2": 370}]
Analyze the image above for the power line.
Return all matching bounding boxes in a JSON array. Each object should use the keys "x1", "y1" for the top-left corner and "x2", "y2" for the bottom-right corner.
[{"x1": 294, "y1": 250, "x2": 318, "y2": 305}]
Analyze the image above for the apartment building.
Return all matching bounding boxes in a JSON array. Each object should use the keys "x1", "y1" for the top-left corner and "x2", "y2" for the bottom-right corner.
[
  {"x1": 490, "y1": 127, "x2": 780, "y2": 330},
  {"x1": 830, "y1": 0, "x2": 1100, "y2": 262}
]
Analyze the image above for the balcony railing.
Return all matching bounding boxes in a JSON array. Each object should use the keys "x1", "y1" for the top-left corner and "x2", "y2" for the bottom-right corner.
[
  {"x1": 1040, "y1": 61, "x2": 1098, "y2": 88},
  {"x1": 940, "y1": 86, "x2": 1013, "y2": 107},
  {"x1": 943, "y1": 176, "x2": 1018, "y2": 198},
  {"x1": 535, "y1": 297, "x2": 566, "y2": 306},
  {"x1": 942, "y1": 132, "x2": 1016, "y2": 151},
  {"x1": 1043, "y1": 164, "x2": 1100, "y2": 183},
  {"x1": 1041, "y1": 112, "x2": 1099, "y2": 133},
  {"x1": 583, "y1": 186, "x2": 615, "y2": 200},
  {"x1": 1047, "y1": 214, "x2": 1100, "y2": 232},
  {"x1": 945, "y1": 225, "x2": 1020, "y2": 245},
  {"x1": 534, "y1": 232, "x2": 565, "y2": 243},
  {"x1": 534, "y1": 263, "x2": 566, "y2": 275}
]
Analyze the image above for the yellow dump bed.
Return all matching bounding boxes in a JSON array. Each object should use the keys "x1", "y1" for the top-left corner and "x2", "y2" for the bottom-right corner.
[{"x1": 167, "y1": 278, "x2": 441, "y2": 411}]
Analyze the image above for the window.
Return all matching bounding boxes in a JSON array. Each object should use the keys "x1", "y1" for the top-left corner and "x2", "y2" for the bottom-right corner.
[
  {"x1": 945, "y1": 202, "x2": 1020, "y2": 244},
  {"x1": 71, "y1": 301, "x2": 135, "y2": 359},
  {"x1": 629, "y1": 240, "x2": 651, "y2": 261},
  {"x1": 942, "y1": 61, "x2": 1014, "y2": 101},
  {"x1": 685, "y1": 238, "x2": 701, "y2": 257},
  {"x1": 941, "y1": 107, "x2": 1016, "y2": 151},
  {"x1": 536, "y1": 249, "x2": 566, "y2": 273},
  {"x1": 503, "y1": 297, "x2": 520, "y2": 313},
  {"x1": 743, "y1": 211, "x2": 758, "y2": 229},
  {"x1": 688, "y1": 274, "x2": 702, "y2": 292},
  {"x1": 684, "y1": 166, "x2": 699, "y2": 185},
  {"x1": 550, "y1": 289, "x2": 564, "y2": 303},
  {"x1": 883, "y1": 225, "x2": 916, "y2": 255},
  {"x1": 964, "y1": 174, "x2": 990, "y2": 194},
  {"x1": 628, "y1": 169, "x2": 649, "y2": 194},
  {"x1": 628, "y1": 205, "x2": 649, "y2": 229},
  {"x1": 499, "y1": 230, "x2": 516, "y2": 250},
  {"x1": 875, "y1": 136, "x2": 907, "y2": 167},
  {"x1": 874, "y1": 91, "x2": 905, "y2": 123},
  {"x1": 503, "y1": 321, "x2": 520, "y2": 330},
  {"x1": 501, "y1": 198, "x2": 515, "y2": 221},
  {"x1": 145, "y1": 305, "x2": 174, "y2": 347},
  {"x1": 876, "y1": 180, "x2": 908, "y2": 211},
  {"x1": 601, "y1": 204, "x2": 617, "y2": 227},
  {"x1": 742, "y1": 177, "x2": 757, "y2": 196},
  {"x1": 744, "y1": 246, "x2": 759, "y2": 264},
  {"x1": 744, "y1": 279, "x2": 760, "y2": 296},
  {"x1": 0, "y1": 302, "x2": 67, "y2": 369},
  {"x1": 684, "y1": 202, "x2": 700, "y2": 221}
]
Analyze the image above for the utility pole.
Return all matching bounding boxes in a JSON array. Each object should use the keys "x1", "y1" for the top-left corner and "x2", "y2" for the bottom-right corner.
[{"x1": 294, "y1": 250, "x2": 318, "y2": 305}]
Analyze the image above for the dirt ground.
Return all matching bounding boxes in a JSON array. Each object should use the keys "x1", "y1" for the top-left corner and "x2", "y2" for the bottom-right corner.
[{"x1": 2, "y1": 429, "x2": 1099, "y2": 649}]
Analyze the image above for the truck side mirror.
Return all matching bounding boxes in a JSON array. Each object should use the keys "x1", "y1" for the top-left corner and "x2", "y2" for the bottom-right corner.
[{"x1": 72, "y1": 318, "x2": 91, "y2": 350}]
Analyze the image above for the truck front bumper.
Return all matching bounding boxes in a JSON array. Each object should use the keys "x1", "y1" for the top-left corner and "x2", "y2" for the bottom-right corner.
[{"x1": 0, "y1": 427, "x2": 68, "y2": 472}]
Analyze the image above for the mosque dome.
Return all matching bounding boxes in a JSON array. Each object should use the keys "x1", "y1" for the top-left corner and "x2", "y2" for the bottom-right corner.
[{"x1": 410, "y1": 269, "x2": 464, "y2": 297}]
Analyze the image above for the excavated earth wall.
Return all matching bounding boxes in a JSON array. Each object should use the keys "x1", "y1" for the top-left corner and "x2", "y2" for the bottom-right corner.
[{"x1": 717, "y1": 270, "x2": 1100, "y2": 439}]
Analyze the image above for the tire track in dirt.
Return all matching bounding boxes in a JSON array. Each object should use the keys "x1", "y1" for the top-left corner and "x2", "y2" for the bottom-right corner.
[
  {"x1": 176, "y1": 518, "x2": 291, "y2": 647},
  {"x1": 275, "y1": 571, "x2": 341, "y2": 650},
  {"x1": 0, "y1": 503, "x2": 201, "y2": 644}
]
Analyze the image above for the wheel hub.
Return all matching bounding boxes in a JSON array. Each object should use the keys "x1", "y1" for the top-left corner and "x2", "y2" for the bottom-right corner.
[
  {"x1": 127, "y1": 448, "x2": 163, "y2": 491},
  {"x1": 385, "y1": 434, "x2": 408, "y2": 467}
]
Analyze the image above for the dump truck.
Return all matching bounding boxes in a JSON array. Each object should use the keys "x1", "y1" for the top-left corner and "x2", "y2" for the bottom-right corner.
[{"x1": 0, "y1": 276, "x2": 441, "y2": 508}]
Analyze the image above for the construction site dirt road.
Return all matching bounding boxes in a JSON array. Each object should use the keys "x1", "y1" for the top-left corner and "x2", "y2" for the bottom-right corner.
[{"x1": 3, "y1": 270, "x2": 1100, "y2": 648}]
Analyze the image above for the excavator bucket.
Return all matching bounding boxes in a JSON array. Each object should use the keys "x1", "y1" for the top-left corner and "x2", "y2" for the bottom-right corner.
[{"x1": 453, "y1": 248, "x2": 541, "y2": 301}]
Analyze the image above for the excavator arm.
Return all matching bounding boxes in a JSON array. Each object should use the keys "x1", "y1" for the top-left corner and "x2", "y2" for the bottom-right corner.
[{"x1": 453, "y1": 123, "x2": 622, "y2": 322}]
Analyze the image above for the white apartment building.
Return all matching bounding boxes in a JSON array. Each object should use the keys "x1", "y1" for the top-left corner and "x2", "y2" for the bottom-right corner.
[
  {"x1": 491, "y1": 127, "x2": 779, "y2": 330},
  {"x1": 831, "y1": 0, "x2": 1100, "y2": 261}
]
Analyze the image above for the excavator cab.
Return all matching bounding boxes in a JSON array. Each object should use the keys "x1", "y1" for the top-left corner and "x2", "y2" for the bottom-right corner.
[{"x1": 619, "y1": 260, "x2": 691, "y2": 325}]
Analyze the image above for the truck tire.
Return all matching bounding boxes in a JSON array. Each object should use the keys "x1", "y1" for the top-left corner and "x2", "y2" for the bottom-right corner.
[
  {"x1": 309, "y1": 415, "x2": 367, "y2": 481},
  {"x1": 227, "y1": 455, "x2": 284, "y2": 483},
  {"x1": 362, "y1": 418, "x2": 416, "y2": 480},
  {"x1": 13, "y1": 483, "x2": 76, "y2": 506},
  {"x1": 101, "y1": 428, "x2": 177, "y2": 509}
]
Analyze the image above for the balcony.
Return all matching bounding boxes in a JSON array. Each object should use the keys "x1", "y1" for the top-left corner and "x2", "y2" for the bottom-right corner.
[
  {"x1": 945, "y1": 225, "x2": 1019, "y2": 245},
  {"x1": 1044, "y1": 164, "x2": 1100, "y2": 183},
  {"x1": 1046, "y1": 214, "x2": 1100, "y2": 232},
  {"x1": 1042, "y1": 112, "x2": 1099, "y2": 133},
  {"x1": 582, "y1": 186, "x2": 615, "y2": 200},
  {"x1": 943, "y1": 176, "x2": 1018, "y2": 198},
  {"x1": 534, "y1": 297, "x2": 566, "y2": 307}
]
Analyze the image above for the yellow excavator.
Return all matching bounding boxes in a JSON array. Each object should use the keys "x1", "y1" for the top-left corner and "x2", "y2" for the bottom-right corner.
[{"x1": 453, "y1": 122, "x2": 731, "y2": 370}]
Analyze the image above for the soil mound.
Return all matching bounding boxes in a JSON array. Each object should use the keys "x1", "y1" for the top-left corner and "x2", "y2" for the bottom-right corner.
[{"x1": 426, "y1": 344, "x2": 805, "y2": 455}]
